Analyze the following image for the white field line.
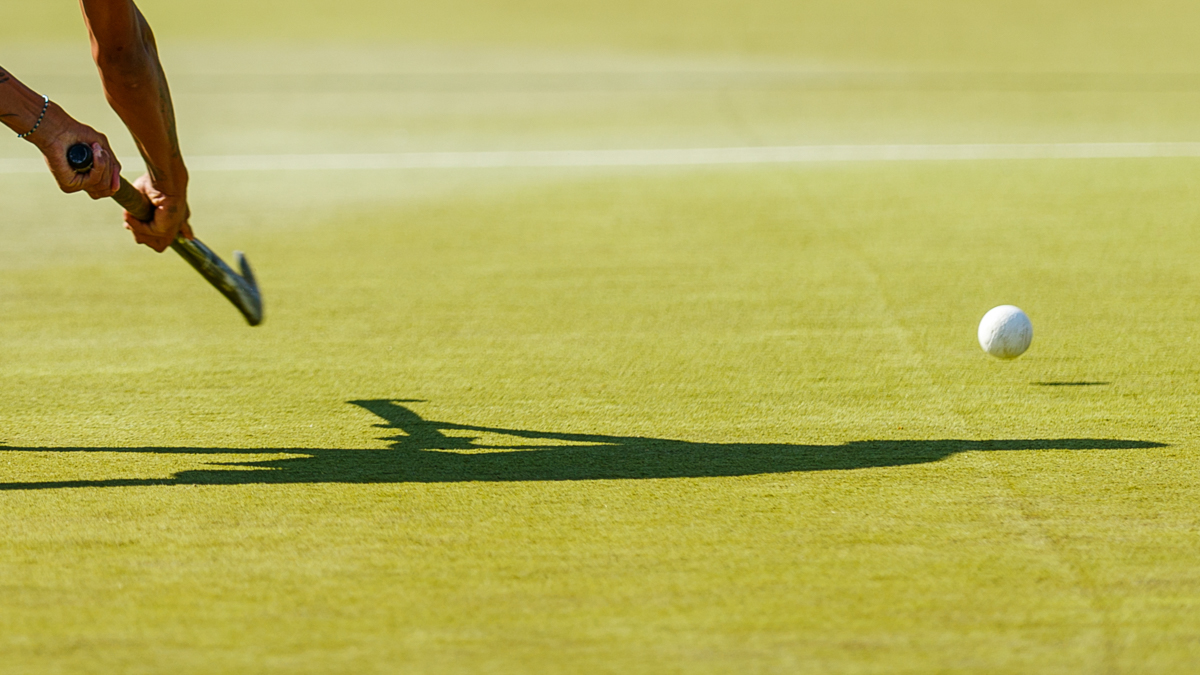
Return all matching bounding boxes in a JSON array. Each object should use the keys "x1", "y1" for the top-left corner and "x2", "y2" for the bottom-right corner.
[{"x1": 3, "y1": 143, "x2": 1200, "y2": 174}]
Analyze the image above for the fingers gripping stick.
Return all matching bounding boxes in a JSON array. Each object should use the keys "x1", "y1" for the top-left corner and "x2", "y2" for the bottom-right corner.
[{"x1": 67, "y1": 143, "x2": 264, "y2": 326}]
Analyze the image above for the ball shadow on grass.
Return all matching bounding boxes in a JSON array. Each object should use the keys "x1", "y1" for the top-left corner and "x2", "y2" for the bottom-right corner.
[{"x1": 0, "y1": 399, "x2": 1165, "y2": 490}]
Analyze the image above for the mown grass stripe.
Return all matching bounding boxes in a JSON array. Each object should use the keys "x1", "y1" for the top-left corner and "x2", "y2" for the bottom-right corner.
[{"x1": 5, "y1": 142, "x2": 1200, "y2": 174}]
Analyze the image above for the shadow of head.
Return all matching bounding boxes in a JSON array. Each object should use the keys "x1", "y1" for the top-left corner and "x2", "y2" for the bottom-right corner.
[{"x1": 0, "y1": 399, "x2": 1167, "y2": 490}]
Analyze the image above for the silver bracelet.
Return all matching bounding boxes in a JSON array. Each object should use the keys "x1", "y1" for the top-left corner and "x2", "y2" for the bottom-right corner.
[{"x1": 17, "y1": 95, "x2": 49, "y2": 139}]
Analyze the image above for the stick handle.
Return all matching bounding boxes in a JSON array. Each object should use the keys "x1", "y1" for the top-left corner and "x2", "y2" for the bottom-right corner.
[
  {"x1": 113, "y1": 177, "x2": 157, "y2": 224},
  {"x1": 66, "y1": 142, "x2": 157, "y2": 224}
]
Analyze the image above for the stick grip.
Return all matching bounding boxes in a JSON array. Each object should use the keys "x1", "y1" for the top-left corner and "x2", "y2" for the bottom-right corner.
[
  {"x1": 66, "y1": 143, "x2": 156, "y2": 223},
  {"x1": 113, "y1": 177, "x2": 156, "y2": 223}
]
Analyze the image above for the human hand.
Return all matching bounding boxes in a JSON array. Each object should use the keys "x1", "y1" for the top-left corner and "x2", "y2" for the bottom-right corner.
[
  {"x1": 29, "y1": 103, "x2": 121, "y2": 199},
  {"x1": 122, "y1": 173, "x2": 193, "y2": 253}
]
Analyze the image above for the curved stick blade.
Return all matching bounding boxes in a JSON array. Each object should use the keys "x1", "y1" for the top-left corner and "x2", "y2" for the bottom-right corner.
[{"x1": 171, "y1": 237, "x2": 264, "y2": 326}]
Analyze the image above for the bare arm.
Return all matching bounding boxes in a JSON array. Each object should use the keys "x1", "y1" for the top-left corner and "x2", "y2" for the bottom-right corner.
[
  {"x1": 80, "y1": 0, "x2": 192, "y2": 251},
  {"x1": 0, "y1": 65, "x2": 121, "y2": 198},
  {"x1": 0, "y1": 67, "x2": 45, "y2": 131}
]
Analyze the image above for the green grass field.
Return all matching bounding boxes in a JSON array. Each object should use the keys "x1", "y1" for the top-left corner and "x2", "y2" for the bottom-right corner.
[{"x1": 4, "y1": 2, "x2": 1200, "y2": 672}]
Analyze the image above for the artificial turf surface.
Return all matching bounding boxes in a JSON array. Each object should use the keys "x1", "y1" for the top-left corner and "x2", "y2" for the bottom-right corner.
[{"x1": 4, "y1": 1, "x2": 1200, "y2": 672}]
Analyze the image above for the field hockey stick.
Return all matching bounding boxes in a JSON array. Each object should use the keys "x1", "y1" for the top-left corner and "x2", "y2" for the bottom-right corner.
[{"x1": 66, "y1": 143, "x2": 264, "y2": 327}]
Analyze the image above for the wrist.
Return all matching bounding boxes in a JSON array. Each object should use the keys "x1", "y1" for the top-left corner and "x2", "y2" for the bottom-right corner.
[
  {"x1": 148, "y1": 164, "x2": 188, "y2": 197},
  {"x1": 7, "y1": 90, "x2": 54, "y2": 145},
  {"x1": 25, "y1": 102, "x2": 69, "y2": 151}
]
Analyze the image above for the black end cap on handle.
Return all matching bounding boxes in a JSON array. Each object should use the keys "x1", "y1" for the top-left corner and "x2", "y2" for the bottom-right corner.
[{"x1": 66, "y1": 143, "x2": 94, "y2": 173}]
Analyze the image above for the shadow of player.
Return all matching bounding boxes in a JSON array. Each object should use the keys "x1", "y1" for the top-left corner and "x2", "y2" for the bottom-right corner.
[{"x1": 0, "y1": 399, "x2": 1166, "y2": 490}]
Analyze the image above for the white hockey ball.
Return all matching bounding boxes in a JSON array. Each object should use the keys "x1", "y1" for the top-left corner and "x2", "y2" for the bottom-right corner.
[{"x1": 978, "y1": 305, "x2": 1032, "y2": 360}]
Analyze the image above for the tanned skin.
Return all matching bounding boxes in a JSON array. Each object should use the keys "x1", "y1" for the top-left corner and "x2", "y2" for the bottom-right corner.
[
  {"x1": 0, "y1": 66, "x2": 122, "y2": 200},
  {"x1": 0, "y1": 0, "x2": 191, "y2": 252}
]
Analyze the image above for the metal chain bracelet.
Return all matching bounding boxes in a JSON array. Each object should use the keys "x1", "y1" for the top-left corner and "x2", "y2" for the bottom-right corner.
[{"x1": 16, "y1": 95, "x2": 49, "y2": 139}]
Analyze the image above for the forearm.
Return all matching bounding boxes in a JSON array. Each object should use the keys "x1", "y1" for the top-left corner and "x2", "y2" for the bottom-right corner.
[
  {"x1": 82, "y1": 1, "x2": 187, "y2": 196},
  {"x1": 0, "y1": 67, "x2": 52, "y2": 145}
]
